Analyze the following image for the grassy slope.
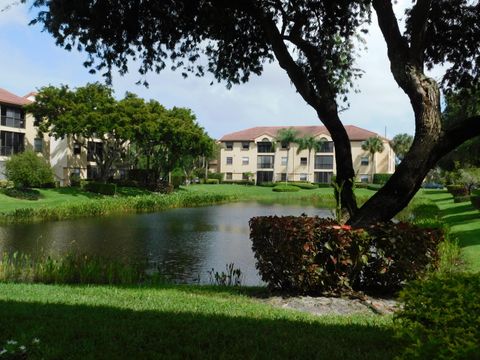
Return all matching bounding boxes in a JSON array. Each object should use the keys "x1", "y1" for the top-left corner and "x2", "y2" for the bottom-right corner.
[
  {"x1": 423, "y1": 190, "x2": 480, "y2": 272},
  {"x1": 0, "y1": 284, "x2": 397, "y2": 359}
]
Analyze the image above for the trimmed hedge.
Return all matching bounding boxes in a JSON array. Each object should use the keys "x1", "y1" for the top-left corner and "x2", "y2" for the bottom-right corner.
[
  {"x1": 205, "y1": 179, "x2": 219, "y2": 184},
  {"x1": 395, "y1": 273, "x2": 480, "y2": 359},
  {"x1": 471, "y1": 195, "x2": 480, "y2": 210},
  {"x1": 453, "y1": 195, "x2": 470, "y2": 203},
  {"x1": 84, "y1": 182, "x2": 117, "y2": 196},
  {"x1": 373, "y1": 173, "x2": 392, "y2": 184},
  {"x1": 290, "y1": 182, "x2": 318, "y2": 190},
  {"x1": 250, "y1": 216, "x2": 442, "y2": 295},
  {"x1": 354, "y1": 182, "x2": 369, "y2": 189},
  {"x1": 222, "y1": 180, "x2": 255, "y2": 186},
  {"x1": 446, "y1": 184, "x2": 468, "y2": 197},
  {"x1": 2, "y1": 188, "x2": 41, "y2": 201},
  {"x1": 207, "y1": 172, "x2": 224, "y2": 182},
  {"x1": 257, "y1": 182, "x2": 276, "y2": 187},
  {"x1": 367, "y1": 184, "x2": 382, "y2": 191},
  {"x1": 315, "y1": 183, "x2": 332, "y2": 188},
  {"x1": 272, "y1": 185, "x2": 300, "y2": 192}
]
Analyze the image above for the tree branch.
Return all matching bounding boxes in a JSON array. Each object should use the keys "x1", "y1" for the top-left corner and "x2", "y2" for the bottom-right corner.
[
  {"x1": 408, "y1": 0, "x2": 432, "y2": 67},
  {"x1": 436, "y1": 115, "x2": 480, "y2": 159}
]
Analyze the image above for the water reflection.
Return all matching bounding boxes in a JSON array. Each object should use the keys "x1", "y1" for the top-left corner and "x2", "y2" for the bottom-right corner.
[{"x1": 0, "y1": 202, "x2": 330, "y2": 285}]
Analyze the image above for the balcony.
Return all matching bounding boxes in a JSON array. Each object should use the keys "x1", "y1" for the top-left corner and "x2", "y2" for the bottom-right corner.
[
  {"x1": 257, "y1": 155, "x2": 274, "y2": 169},
  {"x1": 1, "y1": 116, "x2": 25, "y2": 129}
]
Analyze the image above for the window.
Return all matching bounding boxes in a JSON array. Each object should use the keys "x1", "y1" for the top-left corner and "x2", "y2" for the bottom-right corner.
[
  {"x1": 360, "y1": 175, "x2": 369, "y2": 183},
  {"x1": 226, "y1": 172, "x2": 233, "y2": 180},
  {"x1": 73, "y1": 143, "x2": 81, "y2": 155},
  {"x1": 281, "y1": 157, "x2": 287, "y2": 166},
  {"x1": 280, "y1": 173, "x2": 287, "y2": 181},
  {"x1": 314, "y1": 172, "x2": 333, "y2": 184},
  {"x1": 361, "y1": 156, "x2": 369, "y2": 166},
  {"x1": 281, "y1": 142, "x2": 288, "y2": 150},
  {"x1": 241, "y1": 142, "x2": 249, "y2": 150},
  {"x1": 226, "y1": 157, "x2": 233, "y2": 165},
  {"x1": 300, "y1": 173, "x2": 308, "y2": 181},
  {"x1": 87, "y1": 141, "x2": 103, "y2": 162},
  {"x1": 257, "y1": 155, "x2": 274, "y2": 169},
  {"x1": 318, "y1": 141, "x2": 334, "y2": 153},
  {"x1": 0, "y1": 106, "x2": 25, "y2": 128},
  {"x1": 34, "y1": 138, "x2": 43, "y2": 153},
  {"x1": 87, "y1": 165, "x2": 99, "y2": 179},
  {"x1": 242, "y1": 156, "x2": 249, "y2": 165},
  {"x1": 300, "y1": 157, "x2": 307, "y2": 166},
  {"x1": 242, "y1": 172, "x2": 250, "y2": 180},
  {"x1": 314, "y1": 155, "x2": 334, "y2": 169},
  {"x1": 225, "y1": 141, "x2": 233, "y2": 150},
  {"x1": 257, "y1": 142, "x2": 274, "y2": 153},
  {"x1": 0, "y1": 131, "x2": 24, "y2": 156}
]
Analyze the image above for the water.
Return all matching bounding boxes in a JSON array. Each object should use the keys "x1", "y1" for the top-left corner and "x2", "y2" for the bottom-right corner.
[{"x1": 0, "y1": 202, "x2": 331, "y2": 285}]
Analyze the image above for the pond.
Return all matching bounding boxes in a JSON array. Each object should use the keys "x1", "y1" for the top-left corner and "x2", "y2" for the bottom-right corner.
[{"x1": 0, "y1": 202, "x2": 331, "y2": 285}]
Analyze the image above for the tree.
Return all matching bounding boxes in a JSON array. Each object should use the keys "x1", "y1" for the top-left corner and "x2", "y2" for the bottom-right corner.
[
  {"x1": 26, "y1": 83, "x2": 134, "y2": 182},
  {"x1": 5, "y1": 150, "x2": 54, "y2": 188},
  {"x1": 362, "y1": 136, "x2": 385, "y2": 180},
  {"x1": 276, "y1": 128, "x2": 300, "y2": 184},
  {"x1": 438, "y1": 86, "x2": 480, "y2": 171},
  {"x1": 24, "y1": 0, "x2": 480, "y2": 226},
  {"x1": 390, "y1": 133, "x2": 413, "y2": 163},
  {"x1": 296, "y1": 135, "x2": 325, "y2": 182}
]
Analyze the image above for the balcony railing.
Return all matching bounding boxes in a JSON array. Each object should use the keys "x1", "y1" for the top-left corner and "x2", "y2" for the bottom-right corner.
[{"x1": 1, "y1": 116, "x2": 25, "y2": 129}]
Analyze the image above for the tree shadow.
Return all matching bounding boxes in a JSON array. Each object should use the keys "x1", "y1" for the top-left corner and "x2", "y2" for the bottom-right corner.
[
  {"x1": 440, "y1": 203, "x2": 475, "y2": 217},
  {"x1": 0, "y1": 299, "x2": 399, "y2": 360},
  {"x1": 46, "y1": 187, "x2": 103, "y2": 199}
]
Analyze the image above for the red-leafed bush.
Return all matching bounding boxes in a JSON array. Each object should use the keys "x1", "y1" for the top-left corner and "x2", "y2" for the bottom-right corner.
[{"x1": 249, "y1": 216, "x2": 443, "y2": 295}]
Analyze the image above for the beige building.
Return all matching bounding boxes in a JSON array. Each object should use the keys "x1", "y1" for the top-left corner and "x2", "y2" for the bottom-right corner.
[
  {"x1": 218, "y1": 125, "x2": 395, "y2": 184},
  {"x1": 0, "y1": 88, "x2": 113, "y2": 186}
]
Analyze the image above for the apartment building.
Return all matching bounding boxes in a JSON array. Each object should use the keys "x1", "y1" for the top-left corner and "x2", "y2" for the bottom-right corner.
[
  {"x1": 0, "y1": 88, "x2": 113, "y2": 186},
  {"x1": 218, "y1": 125, "x2": 395, "y2": 184}
]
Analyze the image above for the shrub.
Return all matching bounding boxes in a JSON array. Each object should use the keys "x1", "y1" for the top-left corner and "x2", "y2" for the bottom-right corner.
[
  {"x1": 70, "y1": 172, "x2": 81, "y2": 187},
  {"x1": 222, "y1": 180, "x2": 255, "y2": 186},
  {"x1": 0, "y1": 180, "x2": 13, "y2": 188},
  {"x1": 205, "y1": 179, "x2": 219, "y2": 184},
  {"x1": 249, "y1": 216, "x2": 442, "y2": 295},
  {"x1": 257, "y1": 182, "x2": 276, "y2": 187},
  {"x1": 373, "y1": 173, "x2": 392, "y2": 184},
  {"x1": 395, "y1": 273, "x2": 480, "y2": 359},
  {"x1": 2, "y1": 188, "x2": 41, "y2": 200},
  {"x1": 171, "y1": 168, "x2": 186, "y2": 189},
  {"x1": 272, "y1": 185, "x2": 300, "y2": 192},
  {"x1": 4, "y1": 150, "x2": 54, "y2": 188},
  {"x1": 354, "y1": 182, "x2": 369, "y2": 189},
  {"x1": 446, "y1": 184, "x2": 468, "y2": 197},
  {"x1": 208, "y1": 172, "x2": 224, "y2": 183},
  {"x1": 84, "y1": 182, "x2": 117, "y2": 195},
  {"x1": 367, "y1": 184, "x2": 382, "y2": 191},
  {"x1": 453, "y1": 195, "x2": 470, "y2": 203},
  {"x1": 315, "y1": 183, "x2": 332, "y2": 188},
  {"x1": 471, "y1": 195, "x2": 480, "y2": 210},
  {"x1": 290, "y1": 182, "x2": 318, "y2": 190}
]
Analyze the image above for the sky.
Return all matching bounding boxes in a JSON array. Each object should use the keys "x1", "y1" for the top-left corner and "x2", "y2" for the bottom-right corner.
[{"x1": 0, "y1": 1, "x2": 441, "y2": 140}]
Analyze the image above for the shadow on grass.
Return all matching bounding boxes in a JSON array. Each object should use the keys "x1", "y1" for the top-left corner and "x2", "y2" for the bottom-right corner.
[
  {"x1": 46, "y1": 187, "x2": 102, "y2": 199},
  {"x1": 0, "y1": 300, "x2": 398, "y2": 360},
  {"x1": 440, "y1": 203, "x2": 476, "y2": 217},
  {"x1": 442, "y1": 212, "x2": 480, "y2": 225}
]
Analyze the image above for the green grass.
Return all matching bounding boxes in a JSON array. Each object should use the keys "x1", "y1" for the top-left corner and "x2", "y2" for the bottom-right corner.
[
  {"x1": 421, "y1": 190, "x2": 480, "y2": 272},
  {"x1": 0, "y1": 283, "x2": 398, "y2": 359}
]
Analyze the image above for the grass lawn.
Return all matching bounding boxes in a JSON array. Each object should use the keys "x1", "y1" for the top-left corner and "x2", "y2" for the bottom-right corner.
[
  {"x1": 0, "y1": 283, "x2": 398, "y2": 359},
  {"x1": 422, "y1": 190, "x2": 480, "y2": 272},
  {"x1": 0, "y1": 186, "x2": 151, "y2": 213}
]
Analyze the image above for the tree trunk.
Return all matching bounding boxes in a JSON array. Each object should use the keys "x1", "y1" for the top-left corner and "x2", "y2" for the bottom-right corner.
[{"x1": 349, "y1": 74, "x2": 442, "y2": 226}]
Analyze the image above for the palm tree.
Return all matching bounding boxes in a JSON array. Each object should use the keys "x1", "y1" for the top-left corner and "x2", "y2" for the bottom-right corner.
[
  {"x1": 390, "y1": 133, "x2": 413, "y2": 163},
  {"x1": 276, "y1": 128, "x2": 299, "y2": 184},
  {"x1": 362, "y1": 136, "x2": 385, "y2": 182},
  {"x1": 296, "y1": 135, "x2": 325, "y2": 182}
]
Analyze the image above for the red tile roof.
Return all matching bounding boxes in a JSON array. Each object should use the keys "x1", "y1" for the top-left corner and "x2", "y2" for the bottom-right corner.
[
  {"x1": 219, "y1": 125, "x2": 386, "y2": 141},
  {"x1": 0, "y1": 88, "x2": 32, "y2": 106}
]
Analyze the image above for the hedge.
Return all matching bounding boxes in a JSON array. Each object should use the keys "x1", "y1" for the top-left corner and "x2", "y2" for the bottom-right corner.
[
  {"x1": 453, "y1": 195, "x2": 470, "y2": 203},
  {"x1": 250, "y1": 216, "x2": 442, "y2": 295},
  {"x1": 395, "y1": 273, "x2": 480, "y2": 359},
  {"x1": 471, "y1": 195, "x2": 480, "y2": 210},
  {"x1": 446, "y1": 184, "x2": 468, "y2": 197},
  {"x1": 222, "y1": 180, "x2": 255, "y2": 186},
  {"x1": 290, "y1": 182, "x2": 318, "y2": 190},
  {"x1": 84, "y1": 182, "x2": 117, "y2": 196},
  {"x1": 272, "y1": 185, "x2": 300, "y2": 192},
  {"x1": 205, "y1": 179, "x2": 219, "y2": 184},
  {"x1": 373, "y1": 173, "x2": 392, "y2": 184}
]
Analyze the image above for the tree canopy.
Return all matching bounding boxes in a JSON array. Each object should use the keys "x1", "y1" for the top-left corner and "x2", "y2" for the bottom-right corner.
[
  {"x1": 23, "y1": 0, "x2": 480, "y2": 225},
  {"x1": 390, "y1": 134, "x2": 413, "y2": 163}
]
